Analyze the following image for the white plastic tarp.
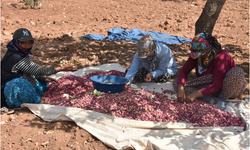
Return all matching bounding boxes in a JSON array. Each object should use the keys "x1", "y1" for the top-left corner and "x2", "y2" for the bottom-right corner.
[{"x1": 21, "y1": 63, "x2": 250, "y2": 150}]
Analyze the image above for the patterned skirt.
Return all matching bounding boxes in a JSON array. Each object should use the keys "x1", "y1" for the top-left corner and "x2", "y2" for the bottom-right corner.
[
  {"x1": 172, "y1": 67, "x2": 248, "y2": 99},
  {"x1": 126, "y1": 67, "x2": 172, "y2": 83},
  {"x1": 4, "y1": 78, "x2": 49, "y2": 108}
]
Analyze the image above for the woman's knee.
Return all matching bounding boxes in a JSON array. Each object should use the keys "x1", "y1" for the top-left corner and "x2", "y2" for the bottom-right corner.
[
  {"x1": 225, "y1": 67, "x2": 245, "y2": 79},
  {"x1": 221, "y1": 67, "x2": 247, "y2": 99},
  {"x1": 4, "y1": 78, "x2": 39, "y2": 108}
]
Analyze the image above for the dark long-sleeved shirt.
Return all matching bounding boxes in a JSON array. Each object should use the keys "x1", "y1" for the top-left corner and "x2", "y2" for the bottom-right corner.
[{"x1": 12, "y1": 56, "x2": 57, "y2": 86}]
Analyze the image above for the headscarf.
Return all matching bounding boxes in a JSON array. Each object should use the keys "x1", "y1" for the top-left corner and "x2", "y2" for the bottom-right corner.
[
  {"x1": 137, "y1": 34, "x2": 158, "y2": 71},
  {"x1": 137, "y1": 34, "x2": 156, "y2": 58},
  {"x1": 7, "y1": 39, "x2": 33, "y2": 55},
  {"x1": 190, "y1": 32, "x2": 222, "y2": 73}
]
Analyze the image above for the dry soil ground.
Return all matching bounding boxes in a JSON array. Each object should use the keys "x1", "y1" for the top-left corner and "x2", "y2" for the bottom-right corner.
[{"x1": 1, "y1": 0, "x2": 249, "y2": 149}]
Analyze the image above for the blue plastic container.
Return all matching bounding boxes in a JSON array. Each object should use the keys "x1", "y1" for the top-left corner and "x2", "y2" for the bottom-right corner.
[{"x1": 89, "y1": 75, "x2": 129, "y2": 93}]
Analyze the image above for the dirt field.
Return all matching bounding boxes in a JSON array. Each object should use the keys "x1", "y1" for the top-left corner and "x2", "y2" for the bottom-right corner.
[{"x1": 1, "y1": 0, "x2": 249, "y2": 149}]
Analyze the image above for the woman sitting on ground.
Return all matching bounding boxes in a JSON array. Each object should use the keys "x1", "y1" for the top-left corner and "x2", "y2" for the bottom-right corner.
[
  {"x1": 125, "y1": 34, "x2": 178, "y2": 84},
  {"x1": 173, "y1": 32, "x2": 247, "y2": 110},
  {"x1": 1, "y1": 28, "x2": 78, "y2": 108}
]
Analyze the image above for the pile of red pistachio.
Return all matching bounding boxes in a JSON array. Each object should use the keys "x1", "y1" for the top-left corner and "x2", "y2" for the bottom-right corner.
[{"x1": 42, "y1": 70, "x2": 246, "y2": 128}]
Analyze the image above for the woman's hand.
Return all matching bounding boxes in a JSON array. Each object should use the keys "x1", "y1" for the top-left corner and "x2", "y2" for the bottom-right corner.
[
  {"x1": 44, "y1": 77, "x2": 57, "y2": 83},
  {"x1": 61, "y1": 64, "x2": 78, "y2": 71},
  {"x1": 56, "y1": 64, "x2": 78, "y2": 72},
  {"x1": 177, "y1": 84, "x2": 186, "y2": 103},
  {"x1": 144, "y1": 73, "x2": 153, "y2": 82},
  {"x1": 186, "y1": 90, "x2": 203, "y2": 103}
]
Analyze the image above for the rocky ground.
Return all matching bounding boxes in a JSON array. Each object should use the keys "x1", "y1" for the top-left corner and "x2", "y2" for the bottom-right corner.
[{"x1": 1, "y1": 0, "x2": 249, "y2": 149}]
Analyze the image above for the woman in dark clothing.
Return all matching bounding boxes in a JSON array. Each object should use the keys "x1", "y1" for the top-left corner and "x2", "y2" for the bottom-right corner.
[{"x1": 1, "y1": 28, "x2": 77, "y2": 108}]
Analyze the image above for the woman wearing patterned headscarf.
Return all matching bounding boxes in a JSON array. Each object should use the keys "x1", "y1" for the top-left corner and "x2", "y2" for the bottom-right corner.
[
  {"x1": 173, "y1": 32, "x2": 247, "y2": 110},
  {"x1": 1, "y1": 28, "x2": 78, "y2": 109},
  {"x1": 125, "y1": 34, "x2": 178, "y2": 84}
]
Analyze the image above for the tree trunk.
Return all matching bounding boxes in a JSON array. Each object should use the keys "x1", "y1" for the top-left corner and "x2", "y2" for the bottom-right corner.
[{"x1": 195, "y1": 0, "x2": 226, "y2": 35}]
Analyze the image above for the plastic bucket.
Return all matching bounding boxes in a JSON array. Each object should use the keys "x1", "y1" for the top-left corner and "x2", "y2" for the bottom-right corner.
[{"x1": 89, "y1": 75, "x2": 129, "y2": 93}]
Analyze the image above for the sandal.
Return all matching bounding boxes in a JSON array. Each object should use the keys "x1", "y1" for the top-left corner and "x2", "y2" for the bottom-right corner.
[{"x1": 1, "y1": 107, "x2": 14, "y2": 114}]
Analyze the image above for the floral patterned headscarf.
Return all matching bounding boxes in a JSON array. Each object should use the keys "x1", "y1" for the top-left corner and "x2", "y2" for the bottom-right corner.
[
  {"x1": 137, "y1": 34, "x2": 158, "y2": 72},
  {"x1": 137, "y1": 34, "x2": 156, "y2": 58},
  {"x1": 190, "y1": 32, "x2": 222, "y2": 73}
]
